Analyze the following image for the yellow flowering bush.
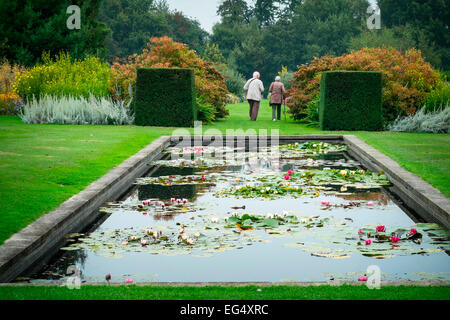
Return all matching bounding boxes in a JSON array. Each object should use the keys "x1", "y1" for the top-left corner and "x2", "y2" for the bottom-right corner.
[{"x1": 14, "y1": 52, "x2": 111, "y2": 100}]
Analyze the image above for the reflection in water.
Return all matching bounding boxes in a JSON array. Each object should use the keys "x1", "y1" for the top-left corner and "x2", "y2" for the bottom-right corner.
[{"x1": 28, "y1": 149, "x2": 450, "y2": 284}]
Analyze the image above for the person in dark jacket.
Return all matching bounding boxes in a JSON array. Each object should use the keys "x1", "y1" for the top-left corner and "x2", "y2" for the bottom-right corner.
[{"x1": 268, "y1": 76, "x2": 286, "y2": 121}]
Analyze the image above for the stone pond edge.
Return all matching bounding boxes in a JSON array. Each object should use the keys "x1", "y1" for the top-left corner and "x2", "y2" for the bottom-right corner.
[{"x1": 0, "y1": 134, "x2": 448, "y2": 284}]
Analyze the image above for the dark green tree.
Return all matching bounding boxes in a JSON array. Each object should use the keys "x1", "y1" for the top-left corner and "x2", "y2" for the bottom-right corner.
[
  {"x1": 99, "y1": 0, "x2": 208, "y2": 61},
  {"x1": 377, "y1": 0, "x2": 450, "y2": 69},
  {"x1": 0, "y1": 0, "x2": 109, "y2": 65},
  {"x1": 217, "y1": 0, "x2": 251, "y2": 25},
  {"x1": 254, "y1": 0, "x2": 277, "y2": 26}
]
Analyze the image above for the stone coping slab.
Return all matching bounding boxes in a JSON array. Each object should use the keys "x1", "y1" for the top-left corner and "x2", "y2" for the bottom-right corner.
[
  {"x1": 0, "y1": 134, "x2": 448, "y2": 285},
  {"x1": 343, "y1": 135, "x2": 450, "y2": 229}
]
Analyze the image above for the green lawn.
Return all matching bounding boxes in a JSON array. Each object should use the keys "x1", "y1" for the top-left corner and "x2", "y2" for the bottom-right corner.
[
  {"x1": 0, "y1": 285, "x2": 449, "y2": 300},
  {"x1": 0, "y1": 100, "x2": 448, "y2": 247}
]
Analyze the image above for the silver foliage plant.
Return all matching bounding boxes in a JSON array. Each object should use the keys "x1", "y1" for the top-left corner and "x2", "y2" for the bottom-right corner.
[
  {"x1": 19, "y1": 94, "x2": 134, "y2": 125},
  {"x1": 388, "y1": 103, "x2": 449, "y2": 133}
]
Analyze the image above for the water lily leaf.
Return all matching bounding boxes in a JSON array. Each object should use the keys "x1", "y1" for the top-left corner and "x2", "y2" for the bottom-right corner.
[
  {"x1": 262, "y1": 218, "x2": 279, "y2": 228},
  {"x1": 60, "y1": 246, "x2": 80, "y2": 251}
]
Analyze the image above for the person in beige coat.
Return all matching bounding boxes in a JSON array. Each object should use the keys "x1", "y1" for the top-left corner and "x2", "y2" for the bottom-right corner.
[
  {"x1": 268, "y1": 76, "x2": 286, "y2": 121},
  {"x1": 243, "y1": 71, "x2": 264, "y2": 121}
]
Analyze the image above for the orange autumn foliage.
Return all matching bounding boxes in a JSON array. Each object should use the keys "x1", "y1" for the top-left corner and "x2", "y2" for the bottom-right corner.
[
  {"x1": 111, "y1": 36, "x2": 229, "y2": 119},
  {"x1": 286, "y1": 47, "x2": 440, "y2": 122}
]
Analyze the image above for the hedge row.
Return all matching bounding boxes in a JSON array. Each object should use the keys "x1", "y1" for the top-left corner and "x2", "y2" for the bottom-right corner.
[
  {"x1": 134, "y1": 68, "x2": 196, "y2": 127},
  {"x1": 319, "y1": 71, "x2": 383, "y2": 131}
]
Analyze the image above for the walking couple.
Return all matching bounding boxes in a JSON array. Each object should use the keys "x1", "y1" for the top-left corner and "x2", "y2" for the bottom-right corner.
[{"x1": 243, "y1": 71, "x2": 286, "y2": 121}]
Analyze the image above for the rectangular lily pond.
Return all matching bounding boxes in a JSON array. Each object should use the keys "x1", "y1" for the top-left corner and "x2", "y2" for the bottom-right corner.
[{"x1": 24, "y1": 139, "x2": 450, "y2": 283}]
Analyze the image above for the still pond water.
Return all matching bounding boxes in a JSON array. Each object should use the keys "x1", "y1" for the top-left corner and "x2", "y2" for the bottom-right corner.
[{"x1": 29, "y1": 142, "x2": 450, "y2": 283}]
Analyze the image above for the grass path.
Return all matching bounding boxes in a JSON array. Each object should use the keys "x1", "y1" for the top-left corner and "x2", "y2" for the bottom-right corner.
[
  {"x1": 0, "y1": 285, "x2": 449, "y2": 300},
  {"x1": 0, "y1": 100, "x2": 448, "y2": 245}
]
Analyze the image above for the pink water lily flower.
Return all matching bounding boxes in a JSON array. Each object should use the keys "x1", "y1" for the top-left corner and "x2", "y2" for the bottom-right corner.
[
  {"x1": 367, "y1": 201, "x2": 374, "y2": 206},
  {"x1": 287, "y1": 169, "x2": 293, "y2": 175},
  {"x1": 365, "y1": 239, "x2": 372, "y2": 245},
  {"x1": 410, "y1": 228, "x2": 417, "y2": 235},
  {"x1": 320, "y1": 200, "x2": 330, "y2": 206},
  {"x1": 182, "y1": 198, "x2": 188, "y2": 204},
  {"x1": 390, "y1": 236, "x2": 400, "y2": 243},
  {"x1": 283, "y1": 175, "x2": 290, "y2": 180},
  {"x1": 125, "y1": 278, "x2": 133, "y2": 284},
  {"x1": 358, "y1": 276, "x2": 368, "y2": 281},
  {"x1": 140, "y1": 240, "x2": 148, "y2": 246},
  {"x1": 170, "y1": 198, "x2": 175, "y2": 202},
  {"x1": 358, "y1": 228, "x2": 363, "y2": 234},
  {"x1": 376, "y1": 225, "x2": 386, "y2": 232}
]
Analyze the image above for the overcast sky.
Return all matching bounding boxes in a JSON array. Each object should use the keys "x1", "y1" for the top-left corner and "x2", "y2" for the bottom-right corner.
[
  {"x1": 164, "y1": 0, "x2": 378, "y2": 33},
  {"x1": 163, "y1": 0, "x2": 250, "y2": 33}
]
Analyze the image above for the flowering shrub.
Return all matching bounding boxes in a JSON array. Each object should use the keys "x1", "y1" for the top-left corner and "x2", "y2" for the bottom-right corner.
[
  {"x1": 286, "y1": 48, "x2": 441, "y2": 122},
  {"x1": 14, "y1": 52, "x2": 111, "y2": 100},
  {"x1": 424, "y1": 81, "x2": 450, "y2": 112},
  {"x1": 0, "y1": 92, "x2": 24, "y2": 115},
  {"x1": 111, "y1": 36, "x2": 229, "y2": 120},
  {"x1": 0, "y1": 60, "x2": 27, "y2": 94}
]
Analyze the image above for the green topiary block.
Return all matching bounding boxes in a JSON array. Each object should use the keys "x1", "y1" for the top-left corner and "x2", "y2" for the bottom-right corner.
[
  {"x1": 319, "y1": 71, "x2": 382, "y2": 131},
  {"x1": 134, "y1": 68, "x2": 196, "y2": 127}
]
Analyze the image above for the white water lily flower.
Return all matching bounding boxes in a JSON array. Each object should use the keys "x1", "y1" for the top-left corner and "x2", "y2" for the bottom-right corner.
[
  {"x1": 323, "y1": 167, "x2": 331, "y2": 171},
  {"x1": 187, "y1": 238, "x2": 194, "y2": 245},
  {"x1": 340, "y1": 170, "x2": 348, "y2": 176},
  {"x1": 260, "y1": 189, "x2": 265, "y2": 193},
  {"x1": 224, "y1": 217, "x2": 229, "y2": 222},
  {"x1": 301, "y1": 219, "x2": 307, "y2": 224},
  {"x1": 194, "y1": 232, "x2": 200, "y2": 238},
  {"x1": 266, "y1": 187, "x2": 271, "y2": 191},
  {"x1": 282, "y1": 211, "x2": 289, "y2": 217},
  {"x1": 267, "y1": 214, "x2": 274, "y2": 219},
  {"x1": 182, "y1": 234, "x2": 188, "y2": 241},
  {"x1": 211, "y1": 218, "x2": 218, "y2": 223}
]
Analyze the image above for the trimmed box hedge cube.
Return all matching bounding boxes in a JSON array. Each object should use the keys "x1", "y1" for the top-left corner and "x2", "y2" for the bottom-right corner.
[
  {"x1": 134, "y1": 68, "x2": 196, "y2": 127},
  {"x1": 319, "y1": 71, "x2": 382, "y2": 131}
]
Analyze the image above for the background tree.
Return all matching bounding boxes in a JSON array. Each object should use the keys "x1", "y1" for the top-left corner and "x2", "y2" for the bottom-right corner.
[
  {"x1": 217, "y1": 0, "x2": 251, "y2": 25},
  {"x1": 202, "y1": 43, "x2": 226, "y2": 64},
  {"x1": 99, "y1": 0, "x2": 208, "y2": 61},
  {"x1": 377, "y1": 0, "x2": 449, "y2": 69},
  {"x1": 0, "y1": 0, "x2": 109, "y2": 65}
]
